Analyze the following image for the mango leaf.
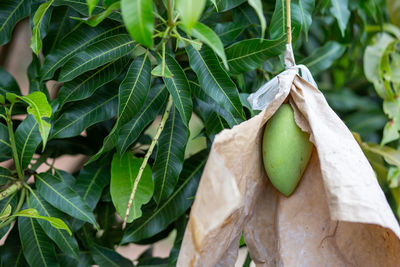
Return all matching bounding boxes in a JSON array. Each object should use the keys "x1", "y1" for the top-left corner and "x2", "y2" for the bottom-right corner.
[
  {"x1": 30, "y1": 0, "x2": 54, "y2": 55},
  {"x1": 176, "y1": 0, "x2": 206, "y2": 30},
  {"x1": 35, "y1": 172, "x2": 97, "y2": 226},
  {"x1": 42, "y1": 6, "x2": 80, "y2": 56},
  {"x1": 0, "y1": 66, "x2": 21, "y2": 95},
  {"x1": 117, "y1": 53, "x2": 151, "y2": 127},
  {"x1": 89, "y1": 54, "x2": 151, "y2": 162},
  {"x1": 15, "y1": 208, "x2": 71, "y2": 235},
  {"x1": 122, "y1": 150, "x2": 207, "y2": 243},
  {"x1": 0, "y1": 0, "x2": 31, "y2": 45},
  {"x1": 225, "y1": 36, "x2": 287, "y2": 74},
  {"x1": 248, "y1": 0, "x2": 266, "y2": 39},
  {"x1": 151, "y1": 64, "x2": 173, "y2": 78},
  {"x1": 163, "y1": 54, "x2": 192, "y2": 126},
  {"x1": 111, "y1": 152, "x2": 154, "y2": 223},
  {"x1": 18, "y1": 207, "x2": 60, "y2": 267},
  {"x1": 0, "y1": 166, "x2": 14, "y2": 186},
  {"x1": 87, "y1": 0, "x2": 100, "y2": 15},
  {"x1": 330, "y1": 0, "x2": 350, "y2": 36},
  {"x1": 28, "y1": 54, "x2": 46, "y2": 96},
  {"x1": 0, "y1": 123, "x2": 12, "y2": 162},
  {"x1": 15, "y1": 115, "x2": 41, "y2": 169},
  {"x1": 186, "y1": 45, "x2": 245, "y2": 123},
  {"x1": 59, "y1": 34, "x2": 135, "y2": 82},
  {"x1": 362, "y1": 143, "x2": 400, "y2": 167},
  {"x1": 75, "y1": 1, "x2": 120, "y2": 27},
  {"x1": 57, "y1": 253, "x2": 94, "y2": 267},
  {"x1": 195, "y1": 98, "x2": 229, "y2": 139},
  {"x1": 269, "y1": 0, "x2": 302, "y2": 41},
  {"x1": 215, "y1": 0, "x2": 246, "y2": 12},
  {"x1": 299, "y1": 41, "x2": 346, "y2": 75},
  {"x1": 117, "y1": 84, "x2": 168, "y2": 155},
  {"x1": 387, "y1": 0, "x2": 400, "y2": 27},
  {"x1": 294, "y1": 0, "x2": 314, "y2": 39},
  {"x1": 212, "y1": 22, "x2": 244, "y2": 46},
  {"x1": 152, "y1": 107, "x2": 189, "y2": 203},
  {"x1": 181, "y1": 22, "x2": 228, "y2": 69},
  {"x1": 90, "y1": 242, "x2": 134, "y2": 267},
  {"x1": 51, "y1": 85, "x2": 118, "y2": 139},
  {"x1": 41, "y1": 23, "x2": 126, "y2": 81},
  {"x1": 73, "y1": 163, "x2": 110, "y2": 210},
  {"x1": 58, "y1": 57, "x2": 130, "y2": 106},
  {"x1": 1, "y1": 225, "x2": 28, "y2": 266},
  {"x1": 121, "y1": 0, "x2": 154, "y2": 47},
  {"x1": 54, "y1": 0, "x2": 121, "y2": 21},
  {"x1": 29, "y1": 191, "x2": 80, "y2": 259},
  {"x1": 0, "y1": 204, "x2": 11, "y2": 221},
  {"x1": 18, "y1": 92, "x2": 52, "y2": 148}
]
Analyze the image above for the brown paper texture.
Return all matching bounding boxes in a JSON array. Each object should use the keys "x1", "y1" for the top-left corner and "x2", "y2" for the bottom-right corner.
[{"x1": 177, "y1": 68, "x2": 400, "y2": 266}]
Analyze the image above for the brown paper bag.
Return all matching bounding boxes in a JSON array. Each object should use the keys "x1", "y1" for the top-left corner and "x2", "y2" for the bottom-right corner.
[{"x1": 177, "y1": 46, "x2": 400, "y2": 266}]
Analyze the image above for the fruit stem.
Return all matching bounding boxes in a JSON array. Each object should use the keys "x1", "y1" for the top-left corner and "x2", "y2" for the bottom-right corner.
[{"x1": 286, "y1": 0, "x2": 292, "y2": 45}]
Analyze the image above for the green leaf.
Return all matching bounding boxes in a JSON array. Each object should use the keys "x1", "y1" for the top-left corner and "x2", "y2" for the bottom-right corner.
[
  {"x1": 362, "y1": 142, "x2": 400, "y2": 167},
  {"x1": 186, "y1": 45, "x2": 244, "y2": 123},
  {"x1": 19, "y1": 92, "x2": 52, "y2": 148},
  {"x1": 15, "y1": 115, "x2": 41, "y2": 169},
  {"x1": 111, "y1": 152, "x2": 153, "y2": 223},
  {"x1": 163, "y1": 54, "x2": 192, "y2": 126},
  {"x1": 212, "y1": 22, "x2": 244, "y2": 46},
  {"x1": 0, "y1": 66, "x2": 21, "y2": 95},
  {"x1": 122, "y1": 150, "x2": 207, "y2": 243},
  {"x1": 387, "y1": 0, "x2": 400, "y2": 27},
  {"x1": 58, "y1": 57, "x2": 130, "y2": 106},
  {"x1": 53, "y1": 0, "x2": 122, "y2": 21},
  {"x1": 89, "y1": 54, "x2": 151, "y2": 161},
  {"x1": 87, "y1": 0, "x2": 100, "y2": 15},
  {"x1": 176, "y1": 0, "x2": 206, "y2": 30},
  {"x1": 29, "y1": 191, "x2": 80, "y2": 259},
  {"x1": 76, "y1": 1, "x2": 120, "y2": 27},
  {"x1": 0, "y1": 204, "x2": 11, "y2": 221},
  {"x1": 195, "y1": 98, "x2": 229, "y2": 139},
  {"x1": 42, "y1": 6, "x2": 80, "y2": 56},
  {"x1": 30, "y1": 0, "x2": 54, "y2": 55},
  {"x1": 364, "y1": 33, "x2": 396, "y2": 100},
  {"x1": 248, "y1": 0, "x2": 266, "y2": 39},
  {"x1": 117, "y1": 53, "x2": 151, "y2": 127},
  {"x1": 294, "y1": 0, "x2": 314, "y2": 39},
  {"x1": 299, "y1": 41, "x2": 346, "y2": 75},
  {"x1": 0, "y1": 0, "x2": 31, "y2": 45},
  {"x1": 41, "y1": 23, "x2": 126, "y2": 81},
  {"x1": 73, "y1": 163, "x2": 109, "y2": 210},
  {"x1": 18, "y1": 208, "x2": 60, "y2": 267},
  {"x1": 90, "y1": 242, "x2": 134, "y2": 267},
  {"x1": 330, "y1": 0, "x2": 350, "y2": 36},
  {"x1": 269, "y1": 0, "x2": 302, "y2": 41},
  {"x1": 215, "y1": 0, "x2": 246, "y2": 12},
  {"x1": 1, "y1": 226, "x2": 28, "y2": 266},
  {"x1": 121, "y1": 0, "x2": 154, "y2": 47},
  {"x1": 70, "y1": 162, "x2": 109, "y2": 230},
  {"x1": 28, "y1": 54, "x2": 46, "y2": 95},
  {"x1": 153, "y1": 107, "x2": 188, "y2": 203},
  {"x1": 0, "y1": 122, "x2": 12, "y2": 162},
  {"x1": 35, "y1": 172, "x2": 97, "y2": 226},
  {"x1": 59, "y1": 34, "x2": 135, "y2": 82},
  {"x1": 225, "y1": 36, "x2": 287, "y2": 74},
  {"x1": 15, "y1": 208, "x2": 71, "y2": 235},
  {"x1": 151, "y1": 64, "x2": 173, "y2": 78},
  {"x1": 51, "y1": 85, "x2": 118, "y2": 139},
  {"x1": 0, "y1": 166, "x2": 14, "y2": 186},
  {"x1": 181, "y1": 22, "x2": 228, "y2": 69},
  {"x1": 117, "y1": 84, "x2": 168, "y2": 155}
]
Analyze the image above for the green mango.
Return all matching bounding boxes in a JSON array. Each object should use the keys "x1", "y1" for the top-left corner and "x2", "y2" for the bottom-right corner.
[{"x1": 262, "y1": 104, "x2": 313, "y2": 196}]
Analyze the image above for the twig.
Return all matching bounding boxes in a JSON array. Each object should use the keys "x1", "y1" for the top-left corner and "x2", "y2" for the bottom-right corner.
[
  {"x1": 286, "y1": 0, "x2": 292, "y2": 45},
  {"x1": 0, "y1": 181, "x2": 22, "y2": 201},
  {"x1": 122, "y1": 95, "x2": 173, "y2": 229}
]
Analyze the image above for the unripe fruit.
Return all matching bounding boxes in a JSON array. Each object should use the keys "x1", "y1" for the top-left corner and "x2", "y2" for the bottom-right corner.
[{"x1": 262, "y1": 104, "x2": 313, "y2": 196}]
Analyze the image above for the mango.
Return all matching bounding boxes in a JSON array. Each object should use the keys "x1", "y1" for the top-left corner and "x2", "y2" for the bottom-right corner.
[{"x1": 262, "y1": 104, "x2": 313, "y2": 196}]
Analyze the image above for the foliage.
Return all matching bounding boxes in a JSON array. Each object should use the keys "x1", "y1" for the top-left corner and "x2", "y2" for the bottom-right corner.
[{"x1": 0, "y1": 0, "x2": 399, "y2": 265}]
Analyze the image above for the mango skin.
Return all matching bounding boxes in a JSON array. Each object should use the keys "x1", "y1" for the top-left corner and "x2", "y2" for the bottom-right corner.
[{"x1": 262, "y1": 104, "x2": 313, "y2": 196}]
